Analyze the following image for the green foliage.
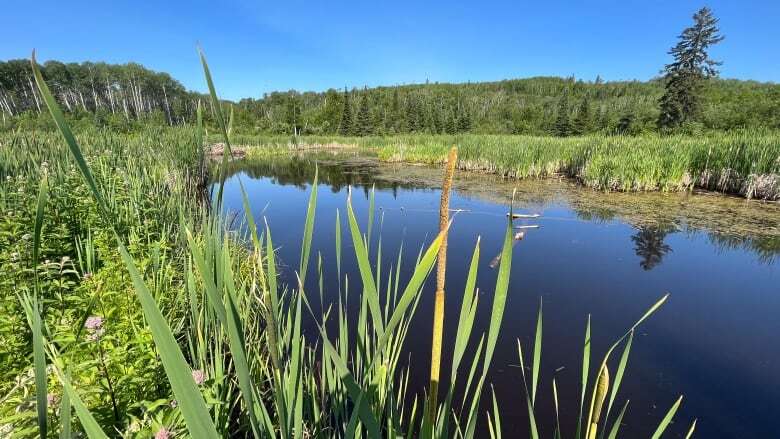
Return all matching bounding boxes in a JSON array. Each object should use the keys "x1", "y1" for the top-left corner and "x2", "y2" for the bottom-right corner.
[{"x1": 5, "y1": 56, "x2": 780, "y2": 136}]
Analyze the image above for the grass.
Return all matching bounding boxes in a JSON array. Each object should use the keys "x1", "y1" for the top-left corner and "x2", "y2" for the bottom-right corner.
[
  {"x1": 234, "y1": 132, "x2": 780, "y2": 200},
  {"x1": 0, "y1": 49, "x2": 695, "y2": 438}
]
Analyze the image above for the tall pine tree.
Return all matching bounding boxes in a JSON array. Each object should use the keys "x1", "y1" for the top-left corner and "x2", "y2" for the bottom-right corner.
[{"x1": 658, "y1": 7, "x2": 724, "y2": 130}]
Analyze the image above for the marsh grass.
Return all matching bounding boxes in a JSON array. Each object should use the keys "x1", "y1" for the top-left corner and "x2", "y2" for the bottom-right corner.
[
  {"x1": 2, "y1": 49, "x2": 695, "y2": 438},
  {"x1": 237, "y1": 132, "x2": 780, "y2": 199}
]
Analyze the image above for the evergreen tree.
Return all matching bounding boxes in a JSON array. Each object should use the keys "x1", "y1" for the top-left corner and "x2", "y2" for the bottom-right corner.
[
  {"x1": 554, "y1": 89, "x2": 572, "y2": 137},
  {"x1": 338, "y1": 88, "x2": 354, "y2": 136},
  {"x1": 573, "y1": 97, "x2": 591, "y2": 135},
  {"x1": 658, "y1": 7, "x2": 724, "y2": 130},
  {"x1": 356, "y1": 90, "x2": 373, "y2": 136}
]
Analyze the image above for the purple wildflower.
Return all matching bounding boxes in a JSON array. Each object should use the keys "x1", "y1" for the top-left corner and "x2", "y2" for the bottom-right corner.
[
  {"x1": 47, "y1": 393, "x2": 58, "y2": 406},
  {"x1": 155, "y1": 427, "x2": 172, "y2": 439},
  {"x1": 192, "y1": 369, "x2": 206, "y2": 386},
  {"x1": 85, "y1": 316, "x2": 103, "y2": 330},
  {"x1": 170, "y1": 399, "x2": 178, "y2": 408},
  {"x1": 85, "y1": 316, "x2": 105, "y2": 342}
]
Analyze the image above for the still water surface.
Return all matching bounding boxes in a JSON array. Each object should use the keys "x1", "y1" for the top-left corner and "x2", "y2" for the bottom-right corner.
[{"x1": 217, "y1": 152, "x2": 780, "y2": 438}]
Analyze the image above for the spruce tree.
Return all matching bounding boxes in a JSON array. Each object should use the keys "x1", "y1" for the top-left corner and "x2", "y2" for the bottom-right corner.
[
  {"x1": 554, "y1": 89, "x2": 572, "y2": 137},
  {"x1": 338, "y1": 88, "x2": 354, "y2": 136},
  {"x1": 356, "y1": 90, "x2": 373, "y2": 136},
  {"x1": 658, "y1": 7, "x2": 724, "y2": 130},
  {"x1": 573, "y1": 97, "x2": 591, "y2": 135}
]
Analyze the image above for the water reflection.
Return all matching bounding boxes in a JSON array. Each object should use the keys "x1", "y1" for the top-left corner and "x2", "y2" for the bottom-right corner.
[
  {"x1": 631, "y1": 225, "x2": 675, "y2": 270},
  {"x1": 219, "y1": 152, "x2": 780, "y2": 264}
]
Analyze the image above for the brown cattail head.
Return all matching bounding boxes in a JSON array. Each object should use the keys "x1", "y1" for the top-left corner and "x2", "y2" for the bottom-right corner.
[{"x1": 436, "y1": 146, "x2": 458, "y2": 292}]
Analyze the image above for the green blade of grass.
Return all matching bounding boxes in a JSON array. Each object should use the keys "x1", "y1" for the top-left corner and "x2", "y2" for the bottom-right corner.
[
  {"x1": 532, "y1": 298, "x2": 543, "y2": 407},
  {"x1": 51, "y1": 361, "x2": 108, "y2": 439},
  {"x1": 346, "y1": 188, "x2": 385, "y2": 337},
  {"x1": 577, "y1": 314, "x2": 591, "y2": 439},
  {"x1": 516, "y1": 339, "x2": 540, "y2": 439},
  {"x1": 685, "y1": 419, "x2": 697, "y2": 439},
  {"x1": 59, "y1": 370, "x2": 72, "y2": 439},
  {"x1": 603, "y1": 330, "x2": 634, "y2": 437},
  {"x1": 299, "y1": 167, "x2": 318, "y2": 285},
  {"x1": 482, "y1": 198, "x2": 515, "y2": 375},
  {"x1": 19, "y1": 293, "x2": 48, "y2": 439},
  {"x1": 606, "y1": 400, "x2": 629, "y2": 439},
  {"x1": 651, "y1": 396, "x2": 683, "y2": 439}
]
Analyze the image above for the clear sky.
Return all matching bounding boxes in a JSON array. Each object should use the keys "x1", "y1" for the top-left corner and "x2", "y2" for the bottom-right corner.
[{"x1": 3, "y1": 0, "x2": 778, "y2": 101}]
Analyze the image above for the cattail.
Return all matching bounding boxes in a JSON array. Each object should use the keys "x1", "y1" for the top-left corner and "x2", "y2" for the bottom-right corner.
[
  {"x1": 427, "y1": 146, "x2": 457, "y2": 423},
  {"x1": 588, "y1": 365, "x2": 610, "y2": 439}
]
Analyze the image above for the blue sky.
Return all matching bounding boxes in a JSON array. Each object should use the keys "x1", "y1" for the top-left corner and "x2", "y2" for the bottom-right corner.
[{"x1": 3, "y1": 0, "x2": 778, "y2": 101}]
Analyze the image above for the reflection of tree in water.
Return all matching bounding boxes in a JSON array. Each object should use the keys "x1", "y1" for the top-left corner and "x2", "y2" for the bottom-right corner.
[
  {"x1": 631, "y1": 224, "x2": 675, "y2": 270},
  {"x1": 215, "y1": 154, "x2": 426, "y2": 196}
]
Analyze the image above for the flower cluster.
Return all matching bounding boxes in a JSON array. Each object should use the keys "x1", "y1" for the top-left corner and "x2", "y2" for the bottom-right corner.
[
  {"x1": 191, "y1": 369, "x2": 206, "y2": 386},
  {"x1": 155, "y1": 427, "x2": 172, "y2": 439},
  {"x1": 85, "y1": 316, "x2": 105, "y2": 342}
]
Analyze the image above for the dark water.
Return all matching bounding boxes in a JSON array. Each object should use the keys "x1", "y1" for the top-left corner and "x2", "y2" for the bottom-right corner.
[{"x1": 217, "y1": 152, "x2": 780, "y2": 438}]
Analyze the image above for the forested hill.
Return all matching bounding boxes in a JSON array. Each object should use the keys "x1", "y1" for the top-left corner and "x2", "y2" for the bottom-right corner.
[{"x1": 2, "y1": 58, "x2": 779, "y2": 135}]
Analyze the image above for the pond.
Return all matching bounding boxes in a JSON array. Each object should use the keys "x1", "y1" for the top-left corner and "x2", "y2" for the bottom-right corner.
[{"x1": 215, "y1": 151, "x2": 780, "y2": 438}]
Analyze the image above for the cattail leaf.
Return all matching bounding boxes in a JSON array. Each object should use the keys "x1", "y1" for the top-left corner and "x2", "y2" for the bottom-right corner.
[
  {"x1": 532, "y1": 298, "x2": 543, "y2": 407},
  {"x1": 577, "y1": 314, "x2": 592, "y2": 439},
  {"x1": 606, "y1": 400, "x2": 629, "y2": 439},
  {"x1": 651, "y1": 396, "x2": 683, "y2": 439},
  {"x1": 604, "y1": 329, "x2": 634, "y2": 434},
  {"x1": 684, "y1": 419, "x2": 697, "y2": 439},
  {"x1": 299, "y1": 167, "x2": 318, "y2": 285}
]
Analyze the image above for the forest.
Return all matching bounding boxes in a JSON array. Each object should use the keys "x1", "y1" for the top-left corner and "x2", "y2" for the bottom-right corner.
[{"x1": 2, "y1": 59, "x2": 779, "y2": 136}]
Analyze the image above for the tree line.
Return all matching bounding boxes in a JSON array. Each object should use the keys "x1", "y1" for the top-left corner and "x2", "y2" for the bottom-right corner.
[
  {"x1": 0, "y1": 59, "x2": 198, "y2": 130},
  {"x1": 3, "y1": 8, "x2": 778, "y2": 136}
]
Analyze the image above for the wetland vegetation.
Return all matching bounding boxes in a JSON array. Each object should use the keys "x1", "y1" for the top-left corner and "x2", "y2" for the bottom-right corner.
[{"x1": 2, "y1": 5, "x2": 779, "y2": 439}]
